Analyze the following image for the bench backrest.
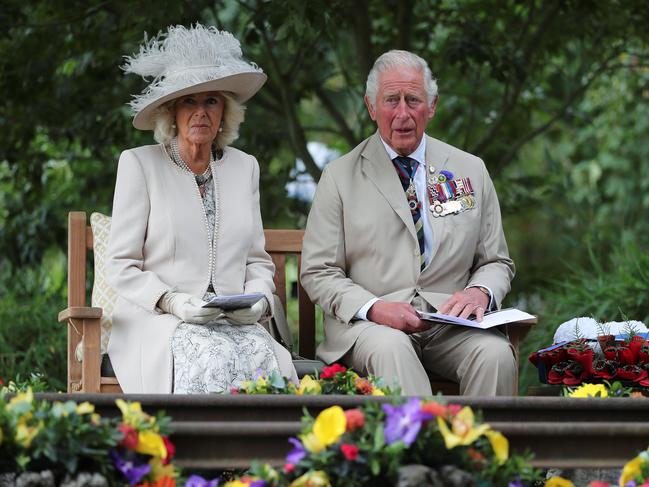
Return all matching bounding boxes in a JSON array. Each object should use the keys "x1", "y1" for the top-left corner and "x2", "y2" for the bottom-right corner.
[{"x1": 66, "y1": 212, "x2": 317, "y2": 364}]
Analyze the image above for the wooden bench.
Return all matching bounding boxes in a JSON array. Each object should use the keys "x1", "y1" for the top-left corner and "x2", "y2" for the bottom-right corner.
[{"x1": 58, "y1": 211, "x2": 534, "y2": 394}]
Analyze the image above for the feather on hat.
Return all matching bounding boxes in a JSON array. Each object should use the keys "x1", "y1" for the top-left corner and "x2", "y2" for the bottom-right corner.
[{"x1": 123, "y1": 24, "x2": 266, "y2": 130}]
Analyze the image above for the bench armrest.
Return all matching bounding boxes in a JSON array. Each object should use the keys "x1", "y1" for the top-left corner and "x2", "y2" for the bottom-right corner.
[{"x1": 58, "y1": 306, "x2": 102, "y2": 322}]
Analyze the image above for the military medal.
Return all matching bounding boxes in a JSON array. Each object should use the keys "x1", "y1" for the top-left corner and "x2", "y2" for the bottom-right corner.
[
  {"x1": 426, "y1": 167, "x2": 476, "y2": 218},
  {"x1": 406, "y1": 180, "x2": 420, "y2": 213}
]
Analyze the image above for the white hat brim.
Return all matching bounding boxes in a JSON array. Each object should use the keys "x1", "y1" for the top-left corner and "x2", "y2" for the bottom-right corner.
[{"x1": 132, "y1": 71, "x2": 267, "y2": 130}]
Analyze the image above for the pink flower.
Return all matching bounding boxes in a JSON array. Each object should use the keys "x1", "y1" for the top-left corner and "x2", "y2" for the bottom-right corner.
[
  {"x1": 320, "y1": 363, "x2": 347, "y2": 379},
  {"x1": 447, "y1": 404, "x2": 463, "y2": 417},
  {"x1": 344, "y1": 409, "x2": 365, "y2": 431},
  {"x1": 284, "y1": 463, "x2": 295, "y2": 473},
  {"x1": 162, "y1": 436, "x2": 175, "y2": 465},
  {"x1": 421, "y1": 401, "x2": 447, "y2": 418},
  {"x1": 586, "y1": 482, "x2": 610, "y2": 487},
  {"x1": 340, "y1": 443, "x2": 359, "y2": 461},
  {"x1": 118, "y1": 423, "x2": 139, "y2": 450}
]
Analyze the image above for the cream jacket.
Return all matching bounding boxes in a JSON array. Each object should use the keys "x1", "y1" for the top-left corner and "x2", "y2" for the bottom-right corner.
[
  {"x1": 106, "y1": 144, "x2": 275, "y2": 393},
  {"x1": 301, "y1": 133, "x2": 515, "y2": 364}
]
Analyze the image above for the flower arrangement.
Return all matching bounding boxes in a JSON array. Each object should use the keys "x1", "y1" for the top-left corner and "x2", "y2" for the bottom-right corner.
[
  {"x1": 0, "y1": 389, "x2": 179, "y2": 485},
  {"x1": 0, "y1": 389, "x2": 117, "y2": 480},
  {"x1": 111, "y1": 398, "x2": 178, "y2": 486},
  {"x1": 563, "y1": 381, "x2": 644, "y2": 398},
  {"x1": 233, "y1": 365, "x2": 390, "y2": 396},
  {"x1": 222, "y1": 398, "x2": 541, "y2": 486},
  {"x1": 529, "y1": 336, "x2": 649, "y2": 387},
  {"x1": 544, "y1": 446, "x2": 649, "y2": 486}
]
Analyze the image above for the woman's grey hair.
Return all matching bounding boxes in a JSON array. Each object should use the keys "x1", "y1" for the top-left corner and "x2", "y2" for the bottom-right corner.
[
  {"x1": 151, "y1": 92, "x2": 245, "y2": 149},
  {"x1": 365, "y1": 50, "x2": 438, "y2": 108}
]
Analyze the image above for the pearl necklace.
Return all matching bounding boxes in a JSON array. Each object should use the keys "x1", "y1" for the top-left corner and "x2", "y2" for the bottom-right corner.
[{"x1": 168, "y1": 137, "x2": 215, "y2": 192}]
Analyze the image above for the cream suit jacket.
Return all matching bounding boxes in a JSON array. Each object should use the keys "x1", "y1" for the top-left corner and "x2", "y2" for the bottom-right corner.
[
  {"x1": 106, "y1": 144, "x2": 275, "y2": 393},
  {"x1": 301, "y1": 132, "x2": 515, "y2": 364}
]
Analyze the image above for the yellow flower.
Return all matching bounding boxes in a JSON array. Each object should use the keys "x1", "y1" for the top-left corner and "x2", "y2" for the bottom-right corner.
[
  {"x1": 7, "y1": 389, "x2": 34, "y2": 412},
  {"x1": 136, "y1": 431, "x2": 168, "y2": 459},
  {"x1": 116, "y1": 399, "x2": 147, "y2": 426},
  {"x1": 51, "y1": 402, "x2": 70, "y2": 418},
  {"x1": 90, "y1": 413, "x2": 102, "y2": 425},
  {"x1": 301, "y1": 432, "x2": 324, "y2": 453},
  {"x1": 75, "y1": 402, "x2": 95, "y2": 415},
  {"x1": 569, "y1": 383, "x2": 608, "y2": 398},
  {"x1": 485, "y1": 430, "x2": 508, "y2": 464},
  {"x1": 619, "y1": 455, "x2": 644, "y2": 487},
  {"x1": 312, "y1": 406, "x2": 346, "y2": 447},
  {"x1": 149, "y1": 456, "x2": 176, "y2": 480},
  {"x1": 224, "y1": 481, "x2": 248, "y2": 487},
  {"x1": 255, "y1": 376, "x2": 268, "y2": 388},
  {"x1": 544, "y1": 476, "x2": 574, "y2": 487},
  {"x1": 15, "y1": 419, "x2": 42, "y2": 448},
  {"x1": 436, "y1": 406, "x2": 490, "y2": 449},
  {"x1": 289, "y1": 470, "x2": 331, "y2": 487},
  {"x1": 371, "y1": 388, "x2": 385, "y2": 396},
  {"x1": 297, "y1": 375, "x2": 322, "y2": 395}
]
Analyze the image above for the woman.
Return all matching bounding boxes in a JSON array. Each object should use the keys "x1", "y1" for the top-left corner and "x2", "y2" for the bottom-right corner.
[{"x1": 106, "y1": 24, "x2": 297, "y2": 393}]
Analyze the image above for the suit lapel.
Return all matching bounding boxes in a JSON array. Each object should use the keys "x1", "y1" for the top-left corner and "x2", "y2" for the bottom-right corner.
[
  {"x1": 361, "y1": 133, "x2": 416, "y2": 239},
  {"x1": 423, "y1": 135, "x2": 451, "y2": 267}
]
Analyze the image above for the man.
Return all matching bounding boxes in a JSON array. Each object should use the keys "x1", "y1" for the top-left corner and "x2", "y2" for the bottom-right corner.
[{"x1": 300, "y1": 50, "x2": 516, "y2": 396}]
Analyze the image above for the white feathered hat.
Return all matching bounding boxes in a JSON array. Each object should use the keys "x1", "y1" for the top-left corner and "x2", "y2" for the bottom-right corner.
[{"x1": 123, "y1": 24, "x2": 266, "y2": 130}]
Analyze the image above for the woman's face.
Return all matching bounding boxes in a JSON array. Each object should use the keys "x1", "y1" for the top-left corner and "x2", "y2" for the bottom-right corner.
[{"x1": 174, "y1": 91, "x2": 224, "y2": 146}]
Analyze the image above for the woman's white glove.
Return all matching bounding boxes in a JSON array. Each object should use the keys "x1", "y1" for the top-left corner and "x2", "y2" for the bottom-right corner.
[
  {"x1": 158, "y1": 292, "x2": 223, "y2": 324},
  {"x1": 224, "y1": 298, "x2": 268, "y2": 325}
]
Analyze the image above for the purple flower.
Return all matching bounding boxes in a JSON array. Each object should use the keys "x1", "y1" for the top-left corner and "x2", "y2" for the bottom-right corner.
[
  {"x1": 250, "y1": 481, "x2": 268, "y2": 487},
  {"x1": 508, "y1": 480, "x2": 524, "y2": 487},
  {"x1": 382, "y1": 398, "x2": 433, "y2": 446},
  {"x1": 110, "y1": 449, "x2": 151, "y2": 486},
  {"x1": 440, "y1": 169, "x2": 454, "y2": 180},
  {"x1": 286, "y1": 437, "x2": 307, "y2": 464},
  {"x1": 184, "y1": 474, "x2": 219, "y2": 487}
]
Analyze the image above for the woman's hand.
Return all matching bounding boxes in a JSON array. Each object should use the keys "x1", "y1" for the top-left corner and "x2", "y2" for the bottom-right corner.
[
  {"x1": 224, "y1": 298, "x2": 268, "y2": 325},
  {"x1": 158, "y1": 292, "x2": 224, "y2": 324}
]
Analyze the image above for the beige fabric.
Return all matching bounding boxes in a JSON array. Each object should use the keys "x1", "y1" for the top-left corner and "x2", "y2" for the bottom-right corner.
[
  {"x1": 106, "y1": 143, "x2": 276, "y2": 393},
  {"x1": 301, "y1": 132, "x2": 515, "y2": 394},
  {"x1": 344, "y1": 321, "x2": 516, "y2": 396}
]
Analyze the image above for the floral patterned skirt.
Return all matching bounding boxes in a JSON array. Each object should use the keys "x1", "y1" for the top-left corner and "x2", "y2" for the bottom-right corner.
[{"x1": 171, "y1": 321, "x2": 280, "y2": 394}]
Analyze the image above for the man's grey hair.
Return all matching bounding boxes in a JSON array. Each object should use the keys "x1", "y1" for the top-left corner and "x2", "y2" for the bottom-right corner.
[
  {"x1": 151, "y1": 92, "x2": 245, "y2": 149},
  {"x1": 365, "y1": 50, "x2": 438, "y2": 108}
]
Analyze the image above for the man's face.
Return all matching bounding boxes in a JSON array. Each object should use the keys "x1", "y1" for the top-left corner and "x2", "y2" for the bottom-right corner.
[{"x1": 365, "y1": 66, "x2": 437, "y2": 156}]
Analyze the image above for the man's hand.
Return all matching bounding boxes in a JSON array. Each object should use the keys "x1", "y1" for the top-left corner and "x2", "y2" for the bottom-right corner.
[
  {"x1": 438, "y1": 288, "x2": 490, "y2": 322},
  {"x1": 367, "y1": 301, "x2": 430, "y2": 334}
]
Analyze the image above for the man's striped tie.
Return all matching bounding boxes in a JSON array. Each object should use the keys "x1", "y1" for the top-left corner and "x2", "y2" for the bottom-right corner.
[{"x1": 393, "y1": 156, "x2": 426, "y2": 270}]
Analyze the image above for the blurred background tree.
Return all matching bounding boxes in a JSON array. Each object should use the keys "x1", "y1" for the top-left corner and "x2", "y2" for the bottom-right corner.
[{"x1": 0, "y1": 0, "x2": 647, "y2": 392}]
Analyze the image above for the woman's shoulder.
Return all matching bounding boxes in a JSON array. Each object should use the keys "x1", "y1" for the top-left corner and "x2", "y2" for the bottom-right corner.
[
  {"x1": 118, "y1": 144, "x2": 169, "y2": 173},
  {"x1": 222, "y1": 145, "x2": 254, "y2": 162},
  {"x1": 121, "y1": 143, "x2": 165, "y2": 160}
]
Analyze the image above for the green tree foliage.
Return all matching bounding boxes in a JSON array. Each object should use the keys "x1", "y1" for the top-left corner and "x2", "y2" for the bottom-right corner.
[{"x1": 0, "y1": 0, "x2": 648, "y2": 390}]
